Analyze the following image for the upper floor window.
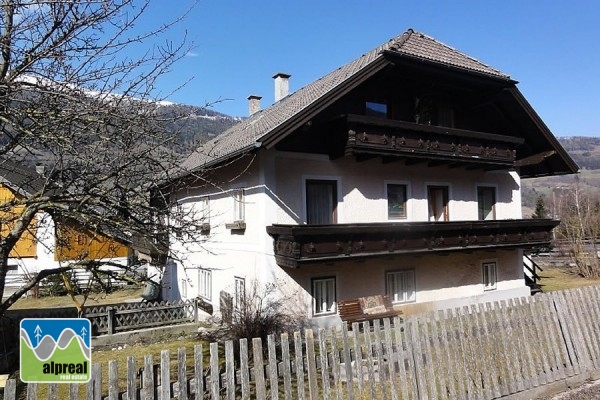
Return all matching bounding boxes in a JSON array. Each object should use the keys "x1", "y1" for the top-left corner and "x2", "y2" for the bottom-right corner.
[
  {"x1": 306, "y1": 180, "x2": 337, "y2": 224},
  {"x1": 201, "y1": 196, "x2": 210, "y2": 223},
  {"x1": 365, "y1": 101, "x2": 387, "y2": 118},
  {"x1": 428, "y1": 185, "x2": 449, "y2": 222},
  {"x1": 233, "y1": 189, "x2": 245, "y2": 222},
  {"x1": 477, "y1": 187, "x2": 496, "y2": 220},
  {"x1": 387, "y1": 184, "x2": 407, "y2": 220}
]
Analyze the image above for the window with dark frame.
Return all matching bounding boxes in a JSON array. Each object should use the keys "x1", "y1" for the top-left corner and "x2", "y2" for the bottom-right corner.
[
  {"x1": 428, "y1": 186, "x2": 449, "y2": 222},
  {"x1": 312, "y1": 276, "x2": 336, "y2": 315},
  {"x1": 306, "y1": 180, "x2": 337, "y2": 224},
  {"x1": 387, "y1": 184, "x2": 407, "y2": 220},
  {"x1": 477, "y1": 187, "x2": 496, "y2": 221},
  {"x1": 482, "y1": 261, "x2": 497, "y2": 290},
  {"x1": 234, "y1": 276, "x2": 246, "y2": 310},
  {"x1": 365, "y1": 101, "x2": 388, "y2": 118}
]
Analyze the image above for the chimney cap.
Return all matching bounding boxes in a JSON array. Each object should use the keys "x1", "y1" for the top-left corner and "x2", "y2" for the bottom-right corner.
[
  {"x1": 247, "y1": 94, "x2": 262, "y2": 100},
  {"x1": 272, "y1": 72, "x2": 291, "y2": 79}
]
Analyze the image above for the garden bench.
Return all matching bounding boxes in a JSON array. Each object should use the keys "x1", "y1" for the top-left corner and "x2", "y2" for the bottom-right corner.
[{"x1": 337, "y1": 294, "x2": 402, "y2": 328}]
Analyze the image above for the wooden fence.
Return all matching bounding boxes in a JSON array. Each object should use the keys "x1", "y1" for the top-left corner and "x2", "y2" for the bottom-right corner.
[
  {"x1": 5, "y1": 285, "x2": 600, "y2": 399},
  {"x1": 85, "y1": 300, "x2": 198, "y2": 335}
]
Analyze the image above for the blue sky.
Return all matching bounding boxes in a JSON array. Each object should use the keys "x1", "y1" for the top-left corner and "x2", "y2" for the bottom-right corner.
[{"x1": 140, "y1": 1, "x2": 600, "y2": 137}]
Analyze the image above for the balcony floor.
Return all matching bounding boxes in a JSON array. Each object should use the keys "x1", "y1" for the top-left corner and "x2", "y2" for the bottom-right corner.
[{"x1": 267, "y1": 219, "x2": 558, "y2": 268}]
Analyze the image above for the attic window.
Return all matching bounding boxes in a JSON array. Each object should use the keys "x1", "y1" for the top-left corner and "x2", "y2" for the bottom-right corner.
[{"x1": 365, "y1": 101, "x2": 387, "y2": 118}]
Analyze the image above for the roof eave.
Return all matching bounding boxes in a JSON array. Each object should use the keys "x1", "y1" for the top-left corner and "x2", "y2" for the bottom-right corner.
[{"x1": 506, "y1": 87, "x2": 579, "y2": 176}]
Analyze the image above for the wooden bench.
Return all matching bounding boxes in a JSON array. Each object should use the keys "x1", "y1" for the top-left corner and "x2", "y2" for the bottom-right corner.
[{"x1": 338, "y1": 295, "x2": 403, "y2": 328}]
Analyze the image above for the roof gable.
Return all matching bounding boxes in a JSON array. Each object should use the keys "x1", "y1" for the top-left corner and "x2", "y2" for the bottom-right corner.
[
  {"x1": 180, "y1": 29, "x2": 511, "y2": 173},
  {"x1": 178, "y1": 29, "x2": 577, "y2": 178}
]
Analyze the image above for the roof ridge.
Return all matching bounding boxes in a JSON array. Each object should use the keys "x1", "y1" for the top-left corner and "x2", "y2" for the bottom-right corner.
[
  {"x1": 397, "y1": 29, "x2": 509, "y2": 79},
  {"x1": 178, "y1": 28, "x2": 512, "y2": 174}
]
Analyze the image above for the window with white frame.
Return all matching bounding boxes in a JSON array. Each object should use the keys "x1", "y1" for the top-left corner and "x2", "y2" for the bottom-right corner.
[
  {"x1": 386, "y1": 270, "x2": 416, "y2": 303},
  {"x1": 233, "y1": 189, "x2": 245, "y2": 221},
  {"x1": 482, "y1": 261, "x2": 497, "y2": 290},
  {"x1": 198, "y1": 268, "x2": 212, "y2": 300},
  {"x1": 201, "y1": 196, "x2": 210, "y2": 223},
  {"x1": 234, "y1": 276, "x2": 246, "y2": 309},
  {"x1": 312, "y1": 277, "x2": 336, "y2": 315},
  {"x1": 181, "y1": 279, "x2": 187, "y2": 297}
]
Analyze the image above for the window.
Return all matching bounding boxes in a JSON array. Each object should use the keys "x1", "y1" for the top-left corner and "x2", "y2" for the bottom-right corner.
[
  {"x1": 365, "y1": 101, "x2": 387, "y2": 118},
  {"x1": 181, "y1": 279, "x2": 187, "y2": 297},
  {"x1": 477, "y1": 187, "x2": 496, "y2": 220},
  {"x1": 428, "y1": 186, "x2": 449, "y2": 222},
  {"x1": 386, "y1": 270, "x2": 416, "y2": 304},
  {"x1": 306, "y1": 180, "x2": 337, "y2": 224},
  {"x1": 234, "y1": 277, "x2": 245, "y2": 309},
  {"x1": 482, "y1": 261, "x2": 497, "y2": 291},
  {"x1": 201, "y1": 196, "x2": 210, "y2": 223},
  {"x1": 198, "y1": 268, "x2": 212, "y2": 300},
  {"x1": 233, "y1": 189, "x2": 245, "y2": 221},
  {"x1": 312, "y1": 277, "x2": 336, "y2": 315},
  {"x1": 387, "y1": 184, "x2": 407, "y2": 220}
]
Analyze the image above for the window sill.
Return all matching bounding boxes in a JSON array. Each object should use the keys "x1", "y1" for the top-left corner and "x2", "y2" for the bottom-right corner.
[
  {"x1": 313, "y1": 310, "x2": 337, "y2": 317},
  {"x1": 225, "y1": 221, "x2": 246, "y2": 231}
]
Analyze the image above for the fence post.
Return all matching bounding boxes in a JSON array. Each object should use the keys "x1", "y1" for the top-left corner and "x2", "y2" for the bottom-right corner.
[
  {"x1": 107, "y1": 307, "x2": 114, "y2": 335},
  {"x1": 193, "y1": 299, "x2": 198, "y2": 322}
]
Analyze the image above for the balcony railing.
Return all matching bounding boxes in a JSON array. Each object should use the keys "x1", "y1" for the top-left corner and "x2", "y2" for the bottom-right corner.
[
  {"x1": 340, "y1": 114, "x2": 523, "y2": 169},
  {"x1": 267, "y1": 219, "x2": 558, "y2": 268}
]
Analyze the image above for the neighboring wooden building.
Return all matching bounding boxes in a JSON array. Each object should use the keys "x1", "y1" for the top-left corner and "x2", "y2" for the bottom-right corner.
[
  {"x1": 0, "y1": 159, "x2": 131, "y2": 295},
  {"x1": 158, "y1": 29, "x2": 578, "y2": 327}
]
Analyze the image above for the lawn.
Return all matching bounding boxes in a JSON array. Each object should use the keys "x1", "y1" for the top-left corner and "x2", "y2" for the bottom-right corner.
[
  {"x1": 537, "y1": 262, "x2": 600, "y2": 292},
  {"x1": 10, "y1": 286, "x2": 144, "y2": 310}
]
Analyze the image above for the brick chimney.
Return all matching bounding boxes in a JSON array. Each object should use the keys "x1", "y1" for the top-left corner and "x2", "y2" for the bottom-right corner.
[
  {"x1": 247, "y1": 95, "x2": 262, "y2": 116},
  {"x1": 273, "y1": 73, "x2": 291, "y2": 102}
]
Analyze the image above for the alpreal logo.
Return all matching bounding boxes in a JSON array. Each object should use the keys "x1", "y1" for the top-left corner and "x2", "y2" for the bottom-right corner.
[{"x1": 20, "y1": 318, "x2": 91, "y2": 383}]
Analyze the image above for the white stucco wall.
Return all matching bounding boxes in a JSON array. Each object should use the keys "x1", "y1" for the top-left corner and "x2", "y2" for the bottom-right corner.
[
  {"x1": 279, "y1": 249, "x2": 528, "y2": 327},
  {"x1": 167, "y1": 148, "x2": 529, "y2": 326},
  {"x1": 272, "y1": 152, "x2": 521, "y2": 224}
]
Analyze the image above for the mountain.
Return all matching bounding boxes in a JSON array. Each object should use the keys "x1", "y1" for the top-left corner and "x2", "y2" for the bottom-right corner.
[
  {"x1": 155, "y1": 103, "x2": 240, "y2": 154},
  {"x1": 521, "y1": 136, "x2": 600, "y2": 217}
]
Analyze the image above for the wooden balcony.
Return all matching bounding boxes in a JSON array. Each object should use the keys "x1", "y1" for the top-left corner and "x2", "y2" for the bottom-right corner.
[
  {"x1": 266, "y1": 219, "x2": 558, "y2": 268},
  {"x1": 341, "y1": 114, "x2": 523, "y2": 170}
]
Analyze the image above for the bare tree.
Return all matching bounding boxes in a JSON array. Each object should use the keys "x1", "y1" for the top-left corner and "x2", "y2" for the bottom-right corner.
[
  {"x1": 0, "y1": 0, "x2": 208, "y2": 314},
  {"x1": 554, "y1": 180, "x2": 600, "y2": 278}
]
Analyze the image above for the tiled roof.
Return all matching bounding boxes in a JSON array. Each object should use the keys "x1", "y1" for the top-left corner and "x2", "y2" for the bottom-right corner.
[
  {"x1": 180, "y1": 29, "x2": 510, "y2": 173},
  {"x1": 0, "y1": 158, "x2": 45, "y2": 196}
]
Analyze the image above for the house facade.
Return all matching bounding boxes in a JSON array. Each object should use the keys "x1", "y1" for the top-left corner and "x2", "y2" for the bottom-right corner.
[
  {"x1": 0, "y1": 160, "x2": 131, "y2": 296},
  {"x1": 161, "y1": 29, "x2": 577, "y2": 327}
]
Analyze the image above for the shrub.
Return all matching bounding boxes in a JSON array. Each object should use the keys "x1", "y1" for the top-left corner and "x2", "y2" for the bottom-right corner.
[{"x1": 201, "y1": 280, "x2": 305, "y2": 346}]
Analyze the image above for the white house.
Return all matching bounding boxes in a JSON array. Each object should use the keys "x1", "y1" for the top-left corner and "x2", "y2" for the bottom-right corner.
[{"x1": 159, "y1": 29, "x2": 577, "y2": 327}]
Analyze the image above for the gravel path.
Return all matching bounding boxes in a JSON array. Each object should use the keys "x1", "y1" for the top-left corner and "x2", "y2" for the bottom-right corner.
[{"x1": 549, "y1": 379, "x2": 600, "y2": 399}]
